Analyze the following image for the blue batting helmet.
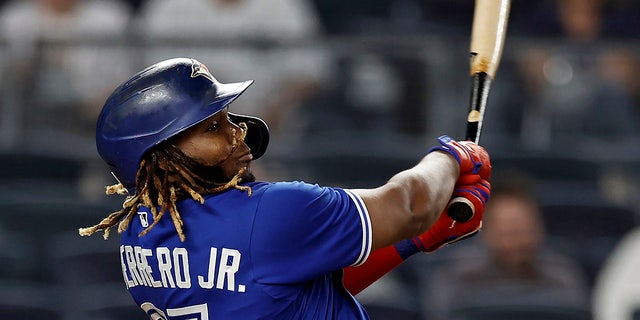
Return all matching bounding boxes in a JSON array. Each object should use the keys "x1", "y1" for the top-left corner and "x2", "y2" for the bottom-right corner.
[{"x1": 96, "y1": 57, "x2": 269, "y2": 194}]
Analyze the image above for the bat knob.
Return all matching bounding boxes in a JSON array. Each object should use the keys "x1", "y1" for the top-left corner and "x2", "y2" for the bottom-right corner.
[{"x1": 447, "y1": 197, "x2": 474, "y2": 222}]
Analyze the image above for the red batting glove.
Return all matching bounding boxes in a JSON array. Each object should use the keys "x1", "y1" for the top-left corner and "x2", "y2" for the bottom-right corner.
[
  {"x1": 428, "y1": 135, "x2": 491, "y2": 180},
  {"x1": 412, "y1": 178, "x2": 491, "y2": 253}
]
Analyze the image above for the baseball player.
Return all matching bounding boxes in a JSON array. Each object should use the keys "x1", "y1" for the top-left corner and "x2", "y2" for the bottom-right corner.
[{"x1": 79, "y1": 57, "x2": 491, "y2": 319}]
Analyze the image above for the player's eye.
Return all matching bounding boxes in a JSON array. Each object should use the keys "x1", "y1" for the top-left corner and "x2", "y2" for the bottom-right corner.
[{"x1": 207, "y1": 121, "x2": 219, "y2": 132}]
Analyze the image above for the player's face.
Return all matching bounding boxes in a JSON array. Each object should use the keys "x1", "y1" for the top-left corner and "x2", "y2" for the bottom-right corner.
[{"x1": 173, "y1": 108, "x2": 253, "y2": 181}]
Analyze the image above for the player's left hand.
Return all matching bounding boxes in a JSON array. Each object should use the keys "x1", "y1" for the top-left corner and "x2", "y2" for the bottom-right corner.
[
  {"x1": 427, "y1": 135, "x2": 491, "y2": 180},
  {"x1": 412, "y1": 178, "x2": 491, "y2": 253}
]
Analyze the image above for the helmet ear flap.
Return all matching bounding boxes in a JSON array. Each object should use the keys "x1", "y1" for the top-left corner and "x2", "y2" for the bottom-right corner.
[{"x1": 229, "y1": 113, "x2": 269, "y2": 160}]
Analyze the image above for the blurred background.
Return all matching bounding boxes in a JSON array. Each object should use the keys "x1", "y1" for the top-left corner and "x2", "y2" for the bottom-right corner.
[{"x1": 0, "y1": 0, "x2": 638, "y2": 319}]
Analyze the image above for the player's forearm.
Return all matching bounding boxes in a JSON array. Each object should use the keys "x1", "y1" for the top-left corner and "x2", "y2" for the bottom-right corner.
[
  {"x1": 390, "y1": 151, "x2": 459, "y2": 235},
  {"x1": 355, "y1": 151, "x2": 459, "y2": 250}
]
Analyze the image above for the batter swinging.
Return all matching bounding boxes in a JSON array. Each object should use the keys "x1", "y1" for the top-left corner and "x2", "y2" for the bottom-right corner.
[{"x1": 80, "y1": 57, "x2": 491, "y2": 319}]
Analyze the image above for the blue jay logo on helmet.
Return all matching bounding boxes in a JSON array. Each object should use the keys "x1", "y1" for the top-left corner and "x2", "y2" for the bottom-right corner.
[
  {"x1": 95, "y1": 58, "x2": 269, "y2": 194},
  {"x1": 191, "y1": 61, "x2": 215, "y2": 83}
]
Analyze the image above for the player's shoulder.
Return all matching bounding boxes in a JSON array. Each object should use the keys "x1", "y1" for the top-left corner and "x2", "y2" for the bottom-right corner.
[
  {"x1": 255, "y1": 180, "x2": 335, "y2": 195},
  {"x1": 249, "y1": 180, "x2": 346, "y2": 204}
]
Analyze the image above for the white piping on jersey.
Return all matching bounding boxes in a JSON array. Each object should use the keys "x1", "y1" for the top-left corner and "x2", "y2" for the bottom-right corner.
[{"x1": 344, "y1": 189, "x2": 372, "y2": 267}]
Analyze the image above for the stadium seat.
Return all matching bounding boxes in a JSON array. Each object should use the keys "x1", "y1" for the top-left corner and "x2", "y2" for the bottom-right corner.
[
  {"x1": 46, "y1": 230, "x2": 123, "y2": 286},
  {"x1": 0, "y1": 228, "x2": 39, "y2": 281},
  {"x1": 540, "y1": 203, "x2": 639, "y2": 287},
  {"x1": 450, "y1": 304, "x2": 592, "y2": 320},
  {"x1": 0, "y1": 280, "x2": 63, "y2": 319},
  {"x1": 61, "y1": 284, "x2": 147, "y2": 320},
  {"x1": 364, "y1": 304, "x2": 421, "y2": 320},
  {"x1": 45, "y1": 230, "x2": 145, "y2": 319},
  {"x1": 273, "y1": 131, "x2": 423, "y2": 188}
]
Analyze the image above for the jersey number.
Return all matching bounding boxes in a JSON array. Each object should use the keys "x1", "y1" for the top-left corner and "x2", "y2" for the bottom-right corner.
[{"x1": 141, "y1": 302, "x2": 209, "y2": 320}]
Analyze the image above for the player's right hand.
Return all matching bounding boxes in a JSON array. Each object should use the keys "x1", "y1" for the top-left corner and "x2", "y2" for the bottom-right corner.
[
  {"x1": 411, "y1": 178, "x2": 491, "y2": 253},
  {"x1": 428, "y1": 135, "x2": 491, "y2": 180}
]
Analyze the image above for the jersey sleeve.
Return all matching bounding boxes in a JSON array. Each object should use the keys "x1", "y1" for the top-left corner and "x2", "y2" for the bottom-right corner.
[{"x1": 250, "y1": 181, "x2": 372, "y2": 284}]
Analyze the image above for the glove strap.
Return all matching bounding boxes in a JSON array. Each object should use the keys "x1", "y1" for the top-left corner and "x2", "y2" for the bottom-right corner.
[{"x1": 427, "y1": 135, "x2": 461, "y2": 164}]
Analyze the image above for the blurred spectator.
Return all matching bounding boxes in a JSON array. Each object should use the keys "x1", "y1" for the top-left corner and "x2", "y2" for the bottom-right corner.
[
  {"x1": 597, "y1": 47, "x2": 640, "y2": 125},
  {"x1": 308, "y1": 0, "x2": 391, "y2": 35},
  {"x1": 510, "y1": 0, "x2": 640, "y2": 152},
  {"x1": 419, "y1": 176, "x2": 590, "y2": 320},
  {"x1": 299, "y1": 51, "x2": 430, "y2": 137},
  {"x1": 125, "y1": 0, "x2": 146, "y2": 13},
  {"x1": 301, "y1": 1, "x2": 436, "y2": 137},
  {"x1": 0, "y1": 0, "x2": 134, "y2": 156},
  {"x1": 514, "y1": 0, "x2": 640, "y2": 39},
  {"x1": 135, "y1": 0, "x2": 330, "y2": 144},
  {"x1": 310, "y1": 0, "x2": 419, "y2": 35},
  {"x1": 592, "y1": 225, "x2": 640, "y2": 320},
  {"x1": 310, "y1": 0, "x2": 476, "y2": 36}
]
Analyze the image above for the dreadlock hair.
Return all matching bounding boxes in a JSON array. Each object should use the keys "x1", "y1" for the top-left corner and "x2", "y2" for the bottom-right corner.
[{"x1": 79, "y1": 123, "x2": 251, "y2": 242}]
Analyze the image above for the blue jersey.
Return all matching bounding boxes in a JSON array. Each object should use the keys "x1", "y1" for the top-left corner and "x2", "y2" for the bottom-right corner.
[{"x1": 119, "y1": 181, "x2": 373, "y2": 319}]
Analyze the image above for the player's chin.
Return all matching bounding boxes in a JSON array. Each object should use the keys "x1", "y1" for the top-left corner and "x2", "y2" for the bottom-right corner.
[{"x1": 240, "y1": 165, "x2": 256, "y2": 183}]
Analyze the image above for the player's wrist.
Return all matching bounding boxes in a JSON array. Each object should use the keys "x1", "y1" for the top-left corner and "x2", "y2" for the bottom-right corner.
[{"x1": 394, "y1": 238, "x2": 421, "y2": 259}]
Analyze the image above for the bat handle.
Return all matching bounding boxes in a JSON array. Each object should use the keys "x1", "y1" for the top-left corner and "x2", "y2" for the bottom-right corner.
[
  {"x1": 447, "y1": 197, "x2": 475, "y2": 222},
  {"x1": 464, "y1": 71, "x2": 491, "y2": 144},
  {"x1": 446, "y1": 72, "x2": 492, "y2": 223}
]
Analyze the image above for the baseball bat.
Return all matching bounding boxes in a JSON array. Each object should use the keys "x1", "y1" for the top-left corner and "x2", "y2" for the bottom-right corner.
[{"x1": 447, "y1": 0, "x2": 511, "y2": 222}]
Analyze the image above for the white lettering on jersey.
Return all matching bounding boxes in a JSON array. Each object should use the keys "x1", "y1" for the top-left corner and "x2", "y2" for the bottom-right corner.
[
  {"x1": 135, "y1": 246, "x2": 162, "y2": 288},
  {"x1": 156, "y1": 247, "x2": 176, "y2": 288},
  {"x1": 123, "y1": 245, "x2": 143, "y2": 287},
  {"x1": 217, "y1": 248, "x2": 241, "y2": 291},
  {"x1": 120, "y1": 246, "x2": 135, "y2": 288},
  {"x1": 173, "y1": 248, "x2": 191, "y2": 289},
  {"x1": 120, "y1": 245, "x2": 245, "y2": 292},
  {"x1": 198, "y1": 247, "x2": 218, "y2": 289}
]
